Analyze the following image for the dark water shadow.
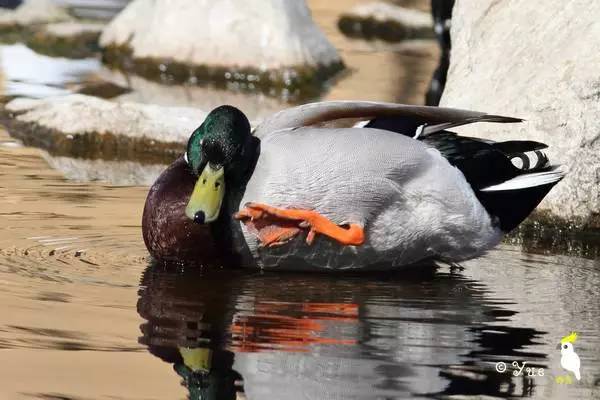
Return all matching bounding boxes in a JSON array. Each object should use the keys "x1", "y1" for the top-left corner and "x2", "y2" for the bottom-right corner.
[{"x1": 136, "y1": 263, "x2": 547, "y2": 399}]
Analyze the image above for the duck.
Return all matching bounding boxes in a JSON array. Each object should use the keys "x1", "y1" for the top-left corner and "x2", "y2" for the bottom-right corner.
[{"x1": 142, "y1": 101, "x2": 564, "y2": 271}]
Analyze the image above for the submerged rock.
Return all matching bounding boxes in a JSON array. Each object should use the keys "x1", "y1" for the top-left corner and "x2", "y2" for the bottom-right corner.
[
  {"x1": 99, "y1": 0, "x2": 343, "y2": 97},
  {"x1": 3, "y1": 95, "x2": 208, "y2": 162},
  {"x1": 338, "y1": 2, "x2": 434, "y2": 42},
  {"x1": 441, "y1": 0, "x2": 600, "y2": 227}
]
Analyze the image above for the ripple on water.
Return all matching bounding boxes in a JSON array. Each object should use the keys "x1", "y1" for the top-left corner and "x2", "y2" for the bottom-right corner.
[{"x1": 1, "y1": 1, "x2": 599, "y2": 398}]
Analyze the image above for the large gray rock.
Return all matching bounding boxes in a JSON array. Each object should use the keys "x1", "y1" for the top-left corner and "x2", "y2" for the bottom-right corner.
[
  {"x1": 441, "y1": 0, "x2": 600, "y2": 226},
  {"x1": 99, "y1": 0, "x2": 343, "y2": 92}
]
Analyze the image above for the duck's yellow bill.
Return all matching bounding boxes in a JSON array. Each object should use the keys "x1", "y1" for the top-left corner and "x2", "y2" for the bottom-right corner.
[
  {"x1": 185, "y1": 164, "x2": 225, "y2": 223},
  {"x1": 178, "y1": 347, "x2": 212, "y2": 373}
]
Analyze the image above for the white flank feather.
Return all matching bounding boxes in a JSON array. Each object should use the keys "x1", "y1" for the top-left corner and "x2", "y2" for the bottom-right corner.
[
  {"x1": 480, "y1": 166, "x2": 565, "y2": 192},
  {"x1": 352, "y1": 120, "x2": 370, "y2": 128}
]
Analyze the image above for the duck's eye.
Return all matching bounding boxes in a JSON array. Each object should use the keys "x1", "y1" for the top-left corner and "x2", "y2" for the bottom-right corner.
[
  {"x1": 215, "y1": 182, "x2": 221, "y2": 189},
  {"x1": 202, "y1": 179, "x2": 207, "y2": 184}
]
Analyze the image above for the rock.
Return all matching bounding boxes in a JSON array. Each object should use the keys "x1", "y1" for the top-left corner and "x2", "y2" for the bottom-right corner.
[
  {"x1": 99, "y1": 0, "x2": 343, "y2": 97},
  {"x1": 27, "y1": 21, "x2": 105, "y2": 58},
  {"x1": 338, "y1": 2, "x2": 434, "y2": 42},
  {"x1": 0, "y1": 0, "x2": 71, "y2": 30},
  {"x1": 5, "y1": 94, "x2": 206, "y2": 148},
  {"x1": 441, "y1": 0, "x2": 600, "y2": 227}
]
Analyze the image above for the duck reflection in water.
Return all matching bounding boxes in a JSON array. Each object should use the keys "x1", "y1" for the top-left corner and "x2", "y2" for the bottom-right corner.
[{"x1": 137, "y1": 263, "x2": 547, "y2": 399}]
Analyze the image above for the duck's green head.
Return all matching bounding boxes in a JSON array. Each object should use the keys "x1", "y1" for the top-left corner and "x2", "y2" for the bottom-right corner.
[{"x1": 185, "y1": 105, "x2": 252, "y2": 224}]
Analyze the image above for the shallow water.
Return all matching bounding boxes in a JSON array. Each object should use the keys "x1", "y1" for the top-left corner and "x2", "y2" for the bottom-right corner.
[{"x1": 0, "y1": 0, "x2": 599, "y2": 399}]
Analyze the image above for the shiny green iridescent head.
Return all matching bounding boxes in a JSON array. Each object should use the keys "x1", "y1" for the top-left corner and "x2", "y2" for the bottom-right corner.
[
  {"x1": 185, "y1": 105, "x2": 252, "y2": 224},
  {"x1": 186, "y1": 105, "x2": 251, "y2": 175}
]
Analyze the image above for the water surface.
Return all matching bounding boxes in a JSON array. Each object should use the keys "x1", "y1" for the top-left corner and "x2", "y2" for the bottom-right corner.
[{"x1": 0, "y1": 1, "x2": 599, "y2": 399}]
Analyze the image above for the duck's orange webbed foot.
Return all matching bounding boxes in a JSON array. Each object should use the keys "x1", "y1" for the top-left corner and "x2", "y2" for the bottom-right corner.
[{"x1": 234, "y1": 202, "x2": 365, "y2": 247}]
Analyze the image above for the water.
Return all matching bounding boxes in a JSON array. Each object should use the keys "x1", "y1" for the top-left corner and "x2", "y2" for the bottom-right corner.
[{"x1": 0, "y1": 0, "x2": 599, "y2": 399}]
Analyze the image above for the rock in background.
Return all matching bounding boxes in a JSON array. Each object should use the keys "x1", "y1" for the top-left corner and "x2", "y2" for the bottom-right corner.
[
  {"x1": 441, "y1": 0, "x2": 600, "y2": 227},
  {"x1": 338, "y1": 2, "x2": 433, "y2": 42},
  {"x1": 100, "y1": 0, "x2": 343, "y2": 97}
]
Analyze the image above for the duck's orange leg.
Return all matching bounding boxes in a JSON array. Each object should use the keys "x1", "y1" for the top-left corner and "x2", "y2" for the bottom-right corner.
[{"x1": 234, "y1": 202, "x2": 365, "y2": 246}]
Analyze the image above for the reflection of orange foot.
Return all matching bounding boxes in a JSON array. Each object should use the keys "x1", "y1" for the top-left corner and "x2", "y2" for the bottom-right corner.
[{"x1": 234, "y1": 202, "x2": 365, "y2": 246}]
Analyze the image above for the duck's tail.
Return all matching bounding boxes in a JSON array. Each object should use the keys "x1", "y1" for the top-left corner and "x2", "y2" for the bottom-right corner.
[
  {"x1": 476, "y1": 164, "x2": 564, "y2": 232},
  {"x1": 490, "y1": 140, "x2": 550, "y2": 171}
]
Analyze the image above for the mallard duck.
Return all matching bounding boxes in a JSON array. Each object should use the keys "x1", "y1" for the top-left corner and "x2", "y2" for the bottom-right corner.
[{"x1": 142, "y1": 101, "x2": 564, "y2": 270}]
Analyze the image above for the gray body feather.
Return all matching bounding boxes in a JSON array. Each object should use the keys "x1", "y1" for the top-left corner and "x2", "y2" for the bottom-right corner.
[
  {"x1": 219, "y1": 100, "x2": 542, "y2": 270},
  {"x1": 237, "y1": 127, "x2": 502, "y2": 270}
]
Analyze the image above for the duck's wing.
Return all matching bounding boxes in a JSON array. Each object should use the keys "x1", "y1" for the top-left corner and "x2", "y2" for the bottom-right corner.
[
  {"x1": 253, "y1": 100, "x2": 521, "y2": 138},
  {"x1": 254, "y1": 101, "x2": 564, "y2": 233}
]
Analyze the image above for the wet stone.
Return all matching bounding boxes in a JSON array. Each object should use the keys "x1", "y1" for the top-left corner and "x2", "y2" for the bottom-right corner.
[
  {"x1": 2, "y1": 94, "x2": 207, "y2": 164},
  {"x1": 338, "y1": 2, "x2": 434, "y2": 42},
  {"x1": 99, "y1": 0, "x2": 344, "y2": 100},
  {"x1": 102, "y1": 44, "x2": 345, "y2": 102},
  {"x1": 506, "y1": 210, "x2": 600, "y2": 259}
]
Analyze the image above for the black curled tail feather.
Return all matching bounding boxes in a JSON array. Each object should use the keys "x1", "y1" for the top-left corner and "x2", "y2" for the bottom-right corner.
[
  {"x1": 491, "y1": 140, "x2": 550, "y2": 172},
  {"x1": 420, "y1": 135, "x2": 563, "y2": 232},
  {"x1": 476, "y1": 177, "x2": 561, "y2": 232},
  {"x1": 509, "y1": 150, "x2": 549, "y2": 171},
  {"x1": 361, "y1": 113, "x2": 563, "y2": 232}
]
